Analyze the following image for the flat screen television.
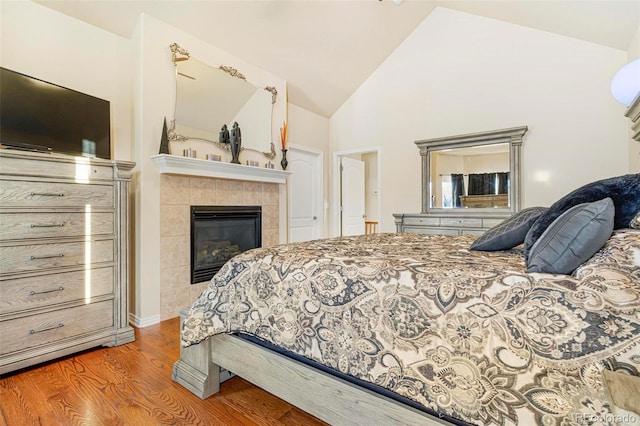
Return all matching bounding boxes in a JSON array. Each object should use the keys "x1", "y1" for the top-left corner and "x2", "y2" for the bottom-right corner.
[{"x1": 0, "y1": 67, "x2": 111, "y2": 159}]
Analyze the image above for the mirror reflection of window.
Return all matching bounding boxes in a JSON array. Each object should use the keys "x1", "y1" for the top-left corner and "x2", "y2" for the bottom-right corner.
[
  {"x1": 468, "y1": 172, "x2": 509, "y2": 195},
  {"x1": 441, "y1": 175, "x2": 452, "y2": 208},
  {"x1": 430, "y1": 143, "x2": 509, "y2": 209}
]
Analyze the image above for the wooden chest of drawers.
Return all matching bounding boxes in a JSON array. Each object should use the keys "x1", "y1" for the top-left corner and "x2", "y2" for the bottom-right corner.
[{"x1": 0, "y1": 150, "x2": 135, "y2": 374}]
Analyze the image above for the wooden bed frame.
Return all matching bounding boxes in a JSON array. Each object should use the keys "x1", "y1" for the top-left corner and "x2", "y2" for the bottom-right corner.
[{"x1": 172, "y1": 309, "x2": 450, "y2": 426}]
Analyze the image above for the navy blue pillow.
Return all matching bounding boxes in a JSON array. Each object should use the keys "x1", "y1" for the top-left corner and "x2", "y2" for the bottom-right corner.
[
  {"x1": 524, "y1": 173, "x2": 640, "y2": 260},
  {"x1": 470, "y1": 207, "x2": 547, "y2": 251}
]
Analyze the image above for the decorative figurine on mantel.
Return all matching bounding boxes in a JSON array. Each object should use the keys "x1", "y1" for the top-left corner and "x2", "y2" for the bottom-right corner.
[
  {"x1": 280, "y1": 121, "x2": 288, "y2": 170},
  {"x1": 219, "y1": 124, "x2": 230, "y2": 145},
  {"x1": 229, "y1": 122, "x2": 242, "y2": 164}
]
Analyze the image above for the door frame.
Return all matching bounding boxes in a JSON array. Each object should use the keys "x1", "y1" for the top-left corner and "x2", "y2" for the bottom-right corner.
[
  {"x1": 288, "y1": 143, "x2": 324, "y2": 241},
  {"x1": 332, "y1": 146, "x2": 382, "y2": 237}
]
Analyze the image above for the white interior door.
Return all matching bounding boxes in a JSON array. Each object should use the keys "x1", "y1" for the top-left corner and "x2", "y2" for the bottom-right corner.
[
  {"x1": 289, "y1": 146, "x2": 323, "y2": 243},
  {"x1": 340, "y1": 156, "x2": 365, "y2": 236}
]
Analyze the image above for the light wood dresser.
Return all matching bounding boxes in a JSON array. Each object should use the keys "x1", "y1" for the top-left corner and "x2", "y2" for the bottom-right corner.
[{"x1": 0, "y1": 150, "x2": 135, "y2": 374}]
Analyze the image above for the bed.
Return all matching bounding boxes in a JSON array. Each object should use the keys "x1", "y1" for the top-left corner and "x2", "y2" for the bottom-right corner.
[{"x1": 173, "y1": 228, "x2": 640, "y2": 426}]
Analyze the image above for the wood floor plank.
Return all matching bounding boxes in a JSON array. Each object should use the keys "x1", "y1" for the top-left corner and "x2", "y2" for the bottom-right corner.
[
  {"x1": 102, "y1": 334, "x2": 239, "y2": 424},
  {"x1": 0, "y1": 375, "x2": 42, "y2": 426},
  {"x1": 56, "y1": 355, "x2": 126, "y2": 424},
  {"x1": 218, "y1": 376, "x2": 295, "y2": 426},
  {"x1": 89, "y1": 333, "x2": 251, "y2": 425},
  {"x1": 279, "y1": 407, "x2": 330, "y2": 426},
  {"x1": 26, "y1": 359, "x2": 123, "y2": 426},
  {"x1": 0, "y1": 318, "x2": 326, "y2": 425}
]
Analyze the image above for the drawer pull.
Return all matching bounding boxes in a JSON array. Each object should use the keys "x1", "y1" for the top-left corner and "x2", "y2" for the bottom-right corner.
[
  {"x1": 29, "y1": 253, "x2": 64, "y2": 260},
  {"x1": 28, "y1": 192, "x2": 65, "y2": 197},
  {"x1": 29, "y1": 286, "x2": 64, "y2": 296},
  {"x1": 29, "y1": 323, "x2": 64, "y2": 335},
  {"x1": 30, "y1": 223, "x2": 65, "y2": 228}
]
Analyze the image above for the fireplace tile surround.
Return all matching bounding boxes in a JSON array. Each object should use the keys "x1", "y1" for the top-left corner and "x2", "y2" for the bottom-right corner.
[{"x1": 159, "y1": 174, "x2": 280, "y2": 320}]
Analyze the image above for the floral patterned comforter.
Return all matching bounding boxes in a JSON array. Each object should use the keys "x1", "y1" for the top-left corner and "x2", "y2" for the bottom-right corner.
[{"x1": 182, "y1": 230, "x2": 640, "y2": 426}]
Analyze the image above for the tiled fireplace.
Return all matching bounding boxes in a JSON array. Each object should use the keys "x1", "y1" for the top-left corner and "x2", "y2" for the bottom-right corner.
[{"x1": 159, "y1": 174, "x2": 281, "y2": 320}]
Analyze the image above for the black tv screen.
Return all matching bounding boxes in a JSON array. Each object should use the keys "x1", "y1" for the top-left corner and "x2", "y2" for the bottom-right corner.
[{"x1": 0, "y1": 67, "x2": 111, "y2": 159}]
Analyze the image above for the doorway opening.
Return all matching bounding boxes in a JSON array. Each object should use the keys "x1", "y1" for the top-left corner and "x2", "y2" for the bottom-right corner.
[{"x1": 332, "y1": 147, "x2": 381, "y2": 237}]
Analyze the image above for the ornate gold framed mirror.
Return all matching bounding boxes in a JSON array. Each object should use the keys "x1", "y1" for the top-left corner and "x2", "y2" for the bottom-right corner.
[{"x1": 169, "y1": 43, "x2": 277, "y2": 159}]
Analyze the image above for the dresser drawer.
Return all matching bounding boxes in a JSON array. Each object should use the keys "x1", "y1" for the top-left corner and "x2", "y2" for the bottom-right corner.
[
  {"x1": 0, "y1": 267, "x2": 114, "y2": 315},
  {"x1": 404, "y1": 226, "x2": 459, "y2": 236},
  {"x1": 0, "y1": 212, "x2": 114, "y2": 241},
  {"x1": 0, "y1": 239, "x2": 114, "y2": 274},
  {"x1": 0, "y1": 156, "x2": 113, "y2": 180},
  {"x1": 0, "y1": 180, "x2": 114, "y2": 208},
  {"x1": 402, "y1": 217, "x2": 440, "y2": 227},
  {"x1": 0, "y1": 300, "x2": 114, "y2": 355},
  {"x1": 440, "y1": 218, "x2": 483, "y2": 228}
]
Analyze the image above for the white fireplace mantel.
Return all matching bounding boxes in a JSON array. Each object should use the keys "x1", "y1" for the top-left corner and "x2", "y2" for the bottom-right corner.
[{"x1": 151, "y1": 154, "x2": 292, "y2": 184}]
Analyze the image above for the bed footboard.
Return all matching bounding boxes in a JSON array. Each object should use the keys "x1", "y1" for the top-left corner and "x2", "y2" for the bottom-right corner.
[
  {"x1": 173, "y1": 308, "x2": 448, "y2": 424},
  {"x1": 172, "y1": 308, "x2": 221, "y2": 399}
]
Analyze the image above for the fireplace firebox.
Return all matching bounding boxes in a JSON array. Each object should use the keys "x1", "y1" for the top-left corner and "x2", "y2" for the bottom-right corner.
[{"x1": 190, "y1": 205, "x2": 262, "y2": 284}]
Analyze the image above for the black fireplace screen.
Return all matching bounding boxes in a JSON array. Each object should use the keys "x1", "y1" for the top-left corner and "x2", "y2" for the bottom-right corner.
[{"x1": 191, "y1": 205, "x2": 262, "y2": 284}]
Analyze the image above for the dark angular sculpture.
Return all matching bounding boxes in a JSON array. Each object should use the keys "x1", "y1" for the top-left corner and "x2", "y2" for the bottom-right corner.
[{"x1": 159, "y1": 117, "x2": 170, "y2": 154}]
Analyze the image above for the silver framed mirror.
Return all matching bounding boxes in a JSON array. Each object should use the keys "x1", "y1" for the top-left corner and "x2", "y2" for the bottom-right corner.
[
  {"x1": 415, "y1": 126, "x2": 528, "y2": 214},
  {"x1": 169, "y1": 43, "x2": 277, "y2": 159}
]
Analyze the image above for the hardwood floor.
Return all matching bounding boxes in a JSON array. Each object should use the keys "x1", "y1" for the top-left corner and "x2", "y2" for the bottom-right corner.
[{"x1": 0, "y1": 318, "x2": 327, "y2": 425}]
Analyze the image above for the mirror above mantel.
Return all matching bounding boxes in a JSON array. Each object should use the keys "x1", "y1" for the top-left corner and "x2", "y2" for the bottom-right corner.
[
  {"x1": 415, "y1": 126, "x2": 528, "y2": 214},
  {"x1": 169, "y1": 43, "x2": 277, "y2": 160}
]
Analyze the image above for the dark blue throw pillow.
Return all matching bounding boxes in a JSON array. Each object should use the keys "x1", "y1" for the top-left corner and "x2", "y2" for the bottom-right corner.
[
  {"x1": 470, "y1": 207, "x2": 547, "y2": 251},
  {"x1": 524, "y1": 173, "x2": 640, "y2": 259}
]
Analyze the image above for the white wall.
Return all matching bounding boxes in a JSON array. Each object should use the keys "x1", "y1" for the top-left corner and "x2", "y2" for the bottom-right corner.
[
  {"x1": 0, "y1": 1, "x2": 133, "y2": 162},
  {"x1": 330, "y1": 7, "x2": 631, "y2": 232}
]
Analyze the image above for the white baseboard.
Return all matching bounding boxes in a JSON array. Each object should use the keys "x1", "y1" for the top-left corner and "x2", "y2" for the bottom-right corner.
[{"x1": 129, "y1": 313, "x2": 161, "y2": 328}]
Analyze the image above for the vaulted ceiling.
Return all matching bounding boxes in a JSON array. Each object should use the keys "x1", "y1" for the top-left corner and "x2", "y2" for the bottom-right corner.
[{"x1": 36, "y1": 0, "x2": 640, "y2": 118}]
